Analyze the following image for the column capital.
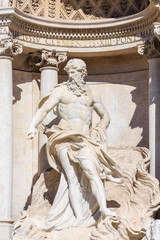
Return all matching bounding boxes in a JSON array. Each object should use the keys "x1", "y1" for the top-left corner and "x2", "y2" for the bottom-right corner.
[
  {"x1": 29, "y1": 49, "x2": 67, "y2": 70},
  {"x1": 154, "y1": 22, "x2": 160, "y2": 41},
  {"x1": 138, "y1": 37, "x2": 160, "y2": 59},
  {"x1": 0, "y1": 37, "x2": 23, "y2": 58},
  {"x1": 149, "y1": 0, "x2": 160, "y2": 9}
]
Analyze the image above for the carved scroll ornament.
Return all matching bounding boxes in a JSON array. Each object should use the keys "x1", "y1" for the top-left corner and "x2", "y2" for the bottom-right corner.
[
  {"x1": 29, "y1": 50, "x2": 67, "y2": 69},
  {"x1": 0, "y1": 37, "x2": 23, "y2": 57}
]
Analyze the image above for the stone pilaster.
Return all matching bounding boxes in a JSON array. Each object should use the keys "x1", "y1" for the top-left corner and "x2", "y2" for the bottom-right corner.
[
  {"x1": 0, "y1": 37, "x2": 23, "y2": 239},
  {"x1": 138, "y1": 37, "x2": 160, "y2": 180},
  {"x1": 29, "y1": 50, "x2": 67, "y2": 174}
]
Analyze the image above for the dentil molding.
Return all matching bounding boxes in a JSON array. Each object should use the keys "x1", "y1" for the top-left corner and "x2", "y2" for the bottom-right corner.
[{"x1": 0, "y1": 2, "x2": 159, "y2": 53}]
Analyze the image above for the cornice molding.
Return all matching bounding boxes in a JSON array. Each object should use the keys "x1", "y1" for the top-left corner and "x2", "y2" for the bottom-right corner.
[
  {"x1": 0, "y1": 3, "x2": 159, "y2": 53},
  {"x1": 0, "y1": 4, "x2": 158, "y2": 35}
]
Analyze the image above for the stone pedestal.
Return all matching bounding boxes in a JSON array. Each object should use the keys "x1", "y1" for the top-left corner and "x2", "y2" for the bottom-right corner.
[{"x1": 148, "y1": 57, "x2": 160, "y2": 178}]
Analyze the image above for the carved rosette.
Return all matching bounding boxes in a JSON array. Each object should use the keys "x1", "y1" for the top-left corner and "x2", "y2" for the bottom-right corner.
[
  {"x1": 138, "y1": 37, "x2": 160, "y2": 59},
  {"x1": 0, "y1": 37, "x2": 23, "y2": 58},
  {"x1": 29, "y1": 49, "x2": 67, "y2": 69}
]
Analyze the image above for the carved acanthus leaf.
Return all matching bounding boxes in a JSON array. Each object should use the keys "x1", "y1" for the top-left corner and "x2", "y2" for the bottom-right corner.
[
  {"x1": 29, "y1": 50, "x2": 67, "y2": 69},
  {"x1": 138, "y1": 37, "x2": 160, "y2": 58},
  {"x1": 0, "y1": 38, "x2": 23, "y2": 57}
]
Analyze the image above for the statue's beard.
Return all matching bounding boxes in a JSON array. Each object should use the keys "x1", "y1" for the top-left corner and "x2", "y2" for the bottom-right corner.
[{"x1": 67, "y1": 76, "x2": 87, "y2": 97}]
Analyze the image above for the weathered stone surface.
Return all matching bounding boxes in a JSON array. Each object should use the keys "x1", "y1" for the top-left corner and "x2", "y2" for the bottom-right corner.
[{"x1": 13, "y1": 147, "x2": 160, "y2": 240}]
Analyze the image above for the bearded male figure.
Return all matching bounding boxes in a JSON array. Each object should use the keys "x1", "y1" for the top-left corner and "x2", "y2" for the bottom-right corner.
[{"x1": 27, "y1": 59, "x2": 123, "y2": 230}]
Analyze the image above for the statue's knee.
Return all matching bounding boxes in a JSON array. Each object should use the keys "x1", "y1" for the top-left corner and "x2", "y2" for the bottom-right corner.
[
  {"x1": 82, "y1": 165, "x2": 96, "y2": 179},
  {"x1": 78, "y1": 147, "x2": 96, "y2": 159}
]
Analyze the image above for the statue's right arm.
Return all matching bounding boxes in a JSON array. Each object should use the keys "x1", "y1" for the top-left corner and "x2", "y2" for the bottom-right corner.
[{"x1": 27, "y1": 88, "x2": 60, "y2": 139}]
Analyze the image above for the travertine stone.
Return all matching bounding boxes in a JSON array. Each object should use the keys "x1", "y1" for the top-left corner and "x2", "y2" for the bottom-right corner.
[
  {"x1": 13, "y1": 59, "x2": 160, "y2": 240},
  {"x1": 13, "y1": 147, "x2": 160, "y2": 240},
  {"x1": 0, "y1": 38, "x2": 23, "y2": 239},
  {"x1": 142, "y1": 220, "x2": 160, "y2": 240},
  {"x1": 0, "y1": 38, "x2": 23, "y2": 57},
  {"x1": 12, "y1": 71, "x2": 40, "y2": 222},
  {"x1": 39, "y1": 66, "x2": 59, "y2": 174},
  {"x1": 0, "y1": 56, "x2": 13, "y2": 240},
  {"x1": 40, "y1": 67, "x2": 58, "y2": 97},
  {"x1": 26, "y1": 58, "x2": 123, "y2": 226},
  {"x1": 138, "y1": 38, "x2": 160, "y2": 179},
  {"x1": 154, "y1": 23, "x2": 160, "y2": 41},
  {"x1": 30, "y1": 50, "x2": 67, "y2": 174},
  {"x1": 15, "y1": 0, "x2": 149, "y2": 20},
  {"x1": 0, "y1": 2, "x2": 158, "y2": 54},
  {"x1": 148, "y1": 57, "x2": 160, "y2": 178}
]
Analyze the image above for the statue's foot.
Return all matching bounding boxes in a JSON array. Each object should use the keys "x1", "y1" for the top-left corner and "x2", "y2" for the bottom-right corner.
[{"x1": 101, "y1": 208, "x2": 117, "y2": 218}]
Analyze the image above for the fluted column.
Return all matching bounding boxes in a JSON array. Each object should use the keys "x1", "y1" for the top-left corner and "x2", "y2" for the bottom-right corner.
[
  {"x1": 30, "y1": 50, "x2": 67, "y2": 174},
  {"x1": 0, "y1": 38, "x2": 23, "y2": 239},
  {"x1": 138, "y1": 37, "x2": 160, "y2": 180}
]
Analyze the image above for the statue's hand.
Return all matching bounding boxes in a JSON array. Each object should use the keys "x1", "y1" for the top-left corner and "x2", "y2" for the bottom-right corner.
[{"x1": 26, "y1": 127, "x2": 36, "y2": 139}]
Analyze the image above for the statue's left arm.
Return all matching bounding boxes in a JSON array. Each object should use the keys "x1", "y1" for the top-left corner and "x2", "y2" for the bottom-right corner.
[
  {"x1": 93, "y1": 94, "x2": 110, "y2": 130},
  {"x1": 90, "y1": 94, "x2": 110, "y2": 142}
]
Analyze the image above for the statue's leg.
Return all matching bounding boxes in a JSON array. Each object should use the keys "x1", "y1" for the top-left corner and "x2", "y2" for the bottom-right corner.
[
  {"x1": 59, "y1": 147, "x2": 83, "y2": 220},
  {"x1": 79, "y1": 149, "x2": 116, "y2": 217}
]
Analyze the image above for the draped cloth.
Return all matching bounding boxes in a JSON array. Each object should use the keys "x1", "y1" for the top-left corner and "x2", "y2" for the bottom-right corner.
[
  {"x1": 42, "y1": 125, "x2": 123, "y2": 231},
  {"x1": 37, "y1": 87, "x2": 123, "y2": 231}
]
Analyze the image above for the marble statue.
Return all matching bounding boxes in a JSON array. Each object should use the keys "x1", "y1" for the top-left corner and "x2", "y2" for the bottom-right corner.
[
  {"x1": 26, "y1": 58, "x2": 123, "y2": 229},
  {"x1": 13, "y1": 59, "x2": 160, "y2": 240}
]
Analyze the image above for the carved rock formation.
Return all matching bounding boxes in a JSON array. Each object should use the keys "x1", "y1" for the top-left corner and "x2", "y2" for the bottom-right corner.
[{"x1": 13, "y1": 147, "x2": 160, "y2": 240}]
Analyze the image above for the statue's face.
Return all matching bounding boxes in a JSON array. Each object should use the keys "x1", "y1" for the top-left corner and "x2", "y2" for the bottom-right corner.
[{"x1": 68, "y1": 68, "x2": 84, "y2": 82}]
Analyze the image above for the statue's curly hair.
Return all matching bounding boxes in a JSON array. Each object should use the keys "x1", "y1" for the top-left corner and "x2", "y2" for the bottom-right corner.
[{"x1": 64, "y1": 58, "x2": 87, "y2": 77}]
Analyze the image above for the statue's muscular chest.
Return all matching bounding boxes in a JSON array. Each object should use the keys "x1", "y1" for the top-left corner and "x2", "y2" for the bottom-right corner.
[
  {"x1": 59, "y1": 88, "x2": 93, "y2": 107},
  {"x1": 57, "y1": 89, "x2": 93, "y2": 120}
]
